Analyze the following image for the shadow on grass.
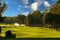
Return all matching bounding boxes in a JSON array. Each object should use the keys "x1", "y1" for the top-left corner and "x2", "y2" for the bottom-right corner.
[
  {"x1": 0, "y1": 30, "x2": 16, "y2": 40},
  {"x1": 0, "y1": 36, "x2": 60, "y2": 40}
]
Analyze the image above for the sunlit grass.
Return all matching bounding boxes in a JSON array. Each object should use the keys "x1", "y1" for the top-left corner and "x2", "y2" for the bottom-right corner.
[{"x1": 0, "y1": 24, "x2": 60, "y2": 38}]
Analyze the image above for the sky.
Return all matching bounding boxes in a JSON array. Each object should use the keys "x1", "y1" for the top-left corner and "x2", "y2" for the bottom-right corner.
[{"x1": 2, "y1": 0, "x2": 57, "y2": 17}]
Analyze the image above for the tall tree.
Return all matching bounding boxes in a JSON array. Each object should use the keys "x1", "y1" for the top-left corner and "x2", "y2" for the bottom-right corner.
[
  {"x1": 17, "y1": 15, "x2": 26, "y2": 24},
  {"x1": 57, "y1": 0, "x2": 60, "y2": 4},
  {"x1": 50, "y1": 0, "x2": 60, "y2": 14},
  {"x1": 26, "y1": 11, "x2": 43, "y2": 26},
  {"x1": 0, "y1": 0, "x2": 7, "y2": 23}
]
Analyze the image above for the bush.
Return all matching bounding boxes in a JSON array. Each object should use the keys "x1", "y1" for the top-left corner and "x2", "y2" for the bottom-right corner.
[{"x1": 5, "y1": 30, "x2": 16, "y2": 38}]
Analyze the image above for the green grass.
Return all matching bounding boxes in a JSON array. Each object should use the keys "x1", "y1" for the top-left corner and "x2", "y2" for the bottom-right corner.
[{"x1": 1, "y1": 24, "x2": 60, "y2": 38}]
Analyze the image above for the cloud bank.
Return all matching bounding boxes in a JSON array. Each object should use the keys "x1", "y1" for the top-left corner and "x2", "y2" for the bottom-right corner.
[{"x1": 17, "y1": 0, "x2": 56, "y2": 16}]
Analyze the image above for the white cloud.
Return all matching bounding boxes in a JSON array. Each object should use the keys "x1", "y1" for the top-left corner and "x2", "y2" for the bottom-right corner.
[
  {"x1": 44, "y1": 1, "x2": 51, "y2": 7},
  {"x1": 23, "y1": 0, "x2": 29, "y2": 5},
  {"x1": 30, "y1": 0, "x2": 47, "y2": 11},
  {"x1": 35, "y1": 0, "x2": 45, "y2": 6},
  {"x1": 17, "y1": 5, "x2": 30, "y2": 12},
  {"x1": 21, "y1": 12, "x2": 29, "y2": 16},
  {"x1": 31, "y1": 2, "x2": 39, "y2": 11},
  {"x1": 24, "y1": 5, "x2": 30, "y2": 8}
]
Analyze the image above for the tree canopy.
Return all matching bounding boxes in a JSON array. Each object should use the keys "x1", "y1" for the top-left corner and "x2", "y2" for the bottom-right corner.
[{"x1": 50, "y1": 0, "x2": 60, "y2": 14}]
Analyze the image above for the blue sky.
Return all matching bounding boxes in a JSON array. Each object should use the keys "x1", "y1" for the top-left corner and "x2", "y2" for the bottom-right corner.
[{"x1": 2, "y1": 0, "x2": 57, "y2": 17}]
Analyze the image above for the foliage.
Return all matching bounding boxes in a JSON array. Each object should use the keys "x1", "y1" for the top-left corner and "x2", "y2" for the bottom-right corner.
[
  {"x1": 17, "y1": 15, "x2": 26, "y2": 24},
  {"x1": 0, "y1": 0, "x2": 7, "y2": 23},
  {"x1": 26, "y1": 11, "x2": 43, "y2": 26},
  {"x1": 4, "y1": 17, "x2": 16, "y2": 24},
  {"x1": 44, "y1": 12, "x2": 60, "y2": 30},
  {"x1": 50, "y1": 0, "x2": 60, "y2": 14}
]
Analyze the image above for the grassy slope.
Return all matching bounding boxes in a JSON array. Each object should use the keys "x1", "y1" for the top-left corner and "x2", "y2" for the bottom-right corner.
[{"x1": 1, "y1": 25, "x2": 60, "y2": 38}]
